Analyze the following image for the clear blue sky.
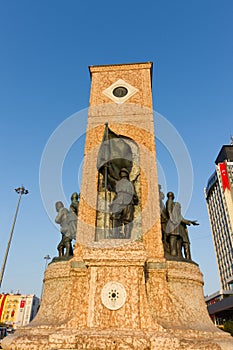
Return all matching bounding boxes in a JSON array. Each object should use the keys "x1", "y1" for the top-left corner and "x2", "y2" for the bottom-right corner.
[{"x1": 0, "y1": 0, "x2": 232, "y2": 297}]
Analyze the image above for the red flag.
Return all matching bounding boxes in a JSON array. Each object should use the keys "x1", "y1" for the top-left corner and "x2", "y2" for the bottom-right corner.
[
  {"x1": 219, "y1": 163, "x2": 230, "y2": 191},
  {"x1": 20, "y1": 300, "x2": 26, "y2": 308}
]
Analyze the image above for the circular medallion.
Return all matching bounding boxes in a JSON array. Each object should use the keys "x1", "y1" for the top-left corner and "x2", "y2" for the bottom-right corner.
[
  {"x1": 112, "y1": 86, "x2": 128, "y2": 98},
  {"x1": 101, "y1": 281, "x2": 127, "y2": 310}
]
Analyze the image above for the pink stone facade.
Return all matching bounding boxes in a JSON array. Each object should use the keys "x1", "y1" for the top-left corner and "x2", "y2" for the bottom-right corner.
[{"x1": 2, "y1": 63, "x2": 233, "y2": 350}]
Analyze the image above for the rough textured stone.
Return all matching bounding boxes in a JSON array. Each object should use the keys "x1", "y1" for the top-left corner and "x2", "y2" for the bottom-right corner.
[{"x1": 2, "y1": 63, "x2": 233, "y2": 350}]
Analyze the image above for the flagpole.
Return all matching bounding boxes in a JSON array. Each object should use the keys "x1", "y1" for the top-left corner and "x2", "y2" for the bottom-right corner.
[
  {"x1": 104, "y1": 122, "x2": 108, "y2": 239},
  {"x1": 0, "y1": 186, "x2": 28, "y2": 289}
]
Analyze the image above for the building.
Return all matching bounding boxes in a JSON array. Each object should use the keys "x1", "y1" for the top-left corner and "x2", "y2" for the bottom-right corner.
[
  {"x1": 0, "y1": 293, "x2": 39, "y2": 329},
  {"x1": 205, "y1": 290, "x2": 233, "y2": 326},
  {"x1": 205, "y1": 144, "x2": 233, "y2": 291}
]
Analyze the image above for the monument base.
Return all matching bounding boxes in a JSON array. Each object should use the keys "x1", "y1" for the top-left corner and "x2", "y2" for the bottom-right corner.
[
  {"x1": 2, "y1": 325, "x2": 233, "y2": 350},
  {"x1": 2, "y1": 241, "x2": 233, "y2": 350}
]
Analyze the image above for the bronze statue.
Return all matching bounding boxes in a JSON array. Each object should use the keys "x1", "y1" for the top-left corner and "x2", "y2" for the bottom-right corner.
[
  {"x1": 164, "y1": 191, "x2": 199, "y2": 260},
  {"x1": 109, "y1": 168, "x2": 138, "y2": 239},
  {"x1": 54, "y1": 193, "x2": 80, "y2": 258},
  {"x1": 55, "y1": 201, "x2": 73, "y2": 257},
  {"x1": 159, "y1": 185, "x2": 170, "y2": 254},
  {"x1": 68, "y1": 192, "x2": 79, "y2": 240},
  {"x1": 97, "y1": 124, "x2": 133, "y2": 191},
  {"x1": 179, "y1": 219, "x2": 198, "y2": 260},
  {"x1": 96, "y1": 124, "x2": 139, "y2": 240},
  {"x1": 70, "y1": 192, "x2": 79, "y2": 215}
]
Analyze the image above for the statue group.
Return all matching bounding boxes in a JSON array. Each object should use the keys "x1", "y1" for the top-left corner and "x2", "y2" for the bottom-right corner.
[
  {"x1": 54, "y1": 192, "x2": 79, "y2": 258},
  {"x1": 97, "y1": 124, "x2": 139, "y2": 240},
  {"x1": 54, "y1": 123, "x2": 198, "y2": 257},
  {"x1": 159, "y1": 185, "x2": 199, "y2": 260}
]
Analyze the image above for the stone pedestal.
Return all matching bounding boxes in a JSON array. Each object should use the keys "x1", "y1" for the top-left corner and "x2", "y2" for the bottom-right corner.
[
  {"x1": 2, "y1": 242, "x2": 233, "y2": 349},
  {"x1": 2, "y1": 63, "x2": 233, "y2": 349}
]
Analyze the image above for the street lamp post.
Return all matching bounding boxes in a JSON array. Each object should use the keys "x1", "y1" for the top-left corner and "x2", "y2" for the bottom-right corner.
[
  {"x1": 0, "y1": 186, "x2": 29, "y2": 289},
  {"x1": 44, "y1": 254, "x2": 51, "y2": 271},
  {"x1": 40, "y1": 254, "x2": 51, "y2": 300}
]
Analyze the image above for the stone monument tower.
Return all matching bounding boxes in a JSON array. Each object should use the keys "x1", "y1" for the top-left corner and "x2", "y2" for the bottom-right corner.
[{"x1": 2, "y1": 62, "x2": 233, "y2": 349}]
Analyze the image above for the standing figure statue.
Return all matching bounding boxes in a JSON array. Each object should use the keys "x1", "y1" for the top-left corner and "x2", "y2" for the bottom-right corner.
[
  {"x1": 159, "y1": 185, "x2": 170, "y2": 254},
  {"x1": 179, "y1": 219, "x2": 199, "y2": 260},
  {"x1": 70, "y1": 192, "x2": 79, "y2": 215},
  {"x1": 68, "y1": 192, "x2": 79, "y2": 240},
  {"x1": 55, "y1": 201, "x2": 73, "y2": 257},
  {"x1": 165, "y1": 192, "x2": 199, "y2": 260},
  {"x1": 109, "y1": 168, "x2": 138, "y2": 239},
  {"x1": 54, "y1": 193, "x2": 80, "y2": 259}
]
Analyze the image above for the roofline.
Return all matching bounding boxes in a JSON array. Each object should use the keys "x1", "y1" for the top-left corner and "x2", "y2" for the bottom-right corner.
[
  {"x1": 89, "y1": 61, "x2": 153, "y2": 70},
  {"x1": 88, "y1": 61, "x2": 153, "y2": 87},
  {"x1": 89, "y1": 61, "x2": 153, "y2": 74},
  {"x1": 205, "y1": 289, "x2": 233, "y2": 302},
  {"x1": 215, "y1": 144, "x2": 233, "y2": 164}
]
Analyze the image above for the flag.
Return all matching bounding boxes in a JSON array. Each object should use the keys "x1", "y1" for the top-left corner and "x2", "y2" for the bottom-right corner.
[
  {"x1": 219, "y1": 162, "x2": 230, "y2": 191},
  {"x1": 20, "y1": 300, "x2": 26, "y2": 308},
  {"x1": 97, "y1": 124, "x2": 133, "y2": 189}
]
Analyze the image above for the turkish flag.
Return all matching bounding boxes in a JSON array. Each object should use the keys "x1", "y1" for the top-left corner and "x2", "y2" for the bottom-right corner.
[{"x1": 219, "y1": 163, "x2": 230, "y2": 191}]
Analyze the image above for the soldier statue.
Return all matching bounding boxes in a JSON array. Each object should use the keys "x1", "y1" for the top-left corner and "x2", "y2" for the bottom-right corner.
[
  {"x1": 159, "y1": 185, "x2": 170, "y2": 254},
  {"x1": 54, "y1": 192, "x2": 80, "y2": 259},
  {"x1": 109, "y1": 168, "x2": 138, "y2": 239}
]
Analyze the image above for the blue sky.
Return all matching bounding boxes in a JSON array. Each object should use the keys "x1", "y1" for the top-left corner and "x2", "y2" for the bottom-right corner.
[{"x1": 0, "y1": 0, "x2": 233, "y2": 297}]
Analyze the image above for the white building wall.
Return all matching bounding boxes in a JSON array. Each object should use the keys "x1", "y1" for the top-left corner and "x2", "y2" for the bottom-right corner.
[
  {"x1": 15, "y1": 295, "x2": 39, "y2": 328},
  {"x1": 206, "y1": 160, "x2": 233, "y2": 291}
]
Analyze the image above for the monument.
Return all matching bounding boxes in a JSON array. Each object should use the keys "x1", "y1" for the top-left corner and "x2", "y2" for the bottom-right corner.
[{"x1": 2, "y1": 62, "x2": 233, "y2": 349}]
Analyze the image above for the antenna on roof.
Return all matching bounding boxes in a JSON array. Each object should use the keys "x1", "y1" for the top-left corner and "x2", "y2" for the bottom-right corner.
[{"x1": 230, "y1": 135, "x2": 233, "y2": 146}]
